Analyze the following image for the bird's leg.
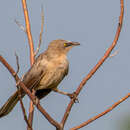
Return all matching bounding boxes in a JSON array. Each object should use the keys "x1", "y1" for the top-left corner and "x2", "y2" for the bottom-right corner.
[
  {"x1": 52, "y1": 88, "x2": 79, "y2": 103},
  {"x1": 52, "y1": 88, "x2": 68, "y2": 95},
  {"x1": 32, "y1": 89, "x2": 40, "y2": 106}
]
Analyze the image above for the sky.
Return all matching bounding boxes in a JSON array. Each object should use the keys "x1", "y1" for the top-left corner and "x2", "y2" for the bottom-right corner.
[{"x1": 0, "y1": 0, "x2": 130, "y2": 130}]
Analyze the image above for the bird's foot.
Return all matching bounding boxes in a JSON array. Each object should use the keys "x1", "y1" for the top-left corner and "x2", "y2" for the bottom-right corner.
[
  {"x1": 67, "y1": 92, "x2": 79, "y2": 103},
  {"x1": 34, "y1": 97, "x2": 40, "y2": 106}
]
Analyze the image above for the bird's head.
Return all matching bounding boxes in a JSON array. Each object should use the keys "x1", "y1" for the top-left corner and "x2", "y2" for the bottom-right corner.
[{"x1": 47, "y1": 39, "x2": 80, "y2": 55}]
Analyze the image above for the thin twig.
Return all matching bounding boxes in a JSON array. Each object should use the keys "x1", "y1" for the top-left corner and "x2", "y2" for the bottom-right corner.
[
  {"x1": 14, "y1": 52, "x2": 20, "y2": 75},
  {"x1": 109, "y1": 49, "x2": 119, "y2": 58},
  {"x1": 0, "y1": 55, "x2": 61, "y2": 130},
  {"x1": 34, "y1": 6, "x2": 44, "y2": 57},
  {"x1": 71, "y1": 93, "x2": 130, "y2": 130},
  {"x1": 15, "y1": 19, "x2": 26, "y2": 32},
  {"x1": 17, "y1": 85, "x2": 33, "y2": 130},
  {"x1": 61, "y1": 0, "x2": 124, "y2": 128},
  {"x1": 14, "y1": 54, "x2": 32, "y2": 129},
  {"x1": 27, "y1": 90, "x2": 35, "y2": 130}
]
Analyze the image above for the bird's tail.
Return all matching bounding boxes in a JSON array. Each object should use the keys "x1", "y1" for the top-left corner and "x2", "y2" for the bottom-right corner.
[{"x1": 0, "y1": 90, "x2": 23, "y2": 118}]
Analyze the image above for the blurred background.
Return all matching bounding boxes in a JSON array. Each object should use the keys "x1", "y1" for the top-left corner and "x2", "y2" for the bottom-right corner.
[{"x1": 0, "y1": 0, "x2": 130, "y2": 130}]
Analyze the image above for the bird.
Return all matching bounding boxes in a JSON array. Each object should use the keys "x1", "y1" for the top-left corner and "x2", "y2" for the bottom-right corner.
[{"x1": 0, "y1": 39, "x2": 80, "y2": 118}]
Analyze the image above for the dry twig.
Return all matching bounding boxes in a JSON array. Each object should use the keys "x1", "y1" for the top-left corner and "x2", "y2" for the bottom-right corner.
[
  {"x1": 14, "y1": 52, "x2": 20, "y2": 74},
  {"x1": 109, "y1": 49, "x2": 119, "y2": 58},
  {"x1": 14, "y1": 53, "x2": 32, "y2": 129},
  {"x1": 17, "y1": 85, "x2": 33, "y2": 130},
  {"x1": 71, "y1": 93, "x2": 129, "y2": 130},
  {"x1": 34, "y1": 6, "x2": 44, "y2": 57},
  {"x1": 15, "y1": 19, "x2": 26, "y2": 32}
]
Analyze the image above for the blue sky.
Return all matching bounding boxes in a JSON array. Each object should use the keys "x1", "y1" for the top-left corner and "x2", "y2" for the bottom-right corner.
[{"x1": 0, "y1": 0, "x2": 130, "y2": 130}]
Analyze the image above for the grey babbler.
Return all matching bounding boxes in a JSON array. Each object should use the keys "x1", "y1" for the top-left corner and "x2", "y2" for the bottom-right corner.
[{"x1": 0, "y1": 39, "x2": 80, "y2": 118}]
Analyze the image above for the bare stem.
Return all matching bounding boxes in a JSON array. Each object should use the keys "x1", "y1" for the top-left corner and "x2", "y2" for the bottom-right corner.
[
  {"x1": 71, "y1": 93, "x2": 130, "y2": 130},
  {"x1": 34, "y1": 6, "x2": 44, "y2": 57}
]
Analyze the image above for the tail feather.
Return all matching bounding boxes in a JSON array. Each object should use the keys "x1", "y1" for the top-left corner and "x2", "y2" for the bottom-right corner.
[{"x1": 0, "y1": 91, "x2": 21, "y2": 118}]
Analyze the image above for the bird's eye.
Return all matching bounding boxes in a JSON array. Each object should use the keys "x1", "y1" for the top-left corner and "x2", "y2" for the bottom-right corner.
[
  {"x1": 64, "y1": 43, "x2": 67, "y2": 47},
  {"x1": 64, "y1": 42, "x2": 73, "y2": 47}
]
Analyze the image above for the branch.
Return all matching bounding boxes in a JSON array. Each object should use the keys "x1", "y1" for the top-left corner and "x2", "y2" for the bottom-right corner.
[
  {"x1": 15, "y1": 19, "x2": 26, "y2": 32},
  {"x1": 21, "y1": 0, "x2": 34, "y2": 65},
  {"x1": 71, "y1": 93, "x2": 130, "y2": 130},
  {"x1": 61, "y1": 0, "x2": 124, "y2": 128},
  {"x1": 27, "y1": 91, "x2": 34, "y2": 130},
  {"x1": 17, "y1": 85, "x2": 33, "y2": 130},
  {"x1": 14, "y1": 52, "x2": 20, "y2": 75},
  {"x1": 21, "y1": 0, "x2": 35, "y2": 128},
  {"x1": 34, "y1": 6, "x2": 44, "y2": 57},
  {"x1": 14, "y1": 54, "x2": 32, "y2": 129},
  {"x1": 0, "y1": 55, "x2": 61, "y2": 130}
]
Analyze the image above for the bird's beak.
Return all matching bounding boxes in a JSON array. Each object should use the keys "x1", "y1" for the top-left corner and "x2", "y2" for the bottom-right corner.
[
  {"x1": 71, "y1": 42, "x2": 80, "y2": 46},
  {"x1": 65, "y1": 41, "x2": 80, "y2": 52},
  {"x1": 66, "y1": 41, "x2": 80, "y2": 46}
]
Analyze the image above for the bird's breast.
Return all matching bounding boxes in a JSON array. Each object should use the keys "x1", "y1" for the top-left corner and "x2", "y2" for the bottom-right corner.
[{"x1": 38, "y1": 55, "x2": 69, "y2": 90}]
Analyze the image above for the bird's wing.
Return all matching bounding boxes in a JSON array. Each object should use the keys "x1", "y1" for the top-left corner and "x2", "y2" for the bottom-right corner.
[
  {"x1": 38, "y1": 58, "x2": 69, "y2": 90},
  {"x1": 22, "y1": 53, "x2": 48, "y2": 91}
]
